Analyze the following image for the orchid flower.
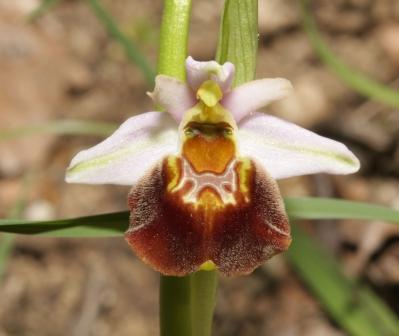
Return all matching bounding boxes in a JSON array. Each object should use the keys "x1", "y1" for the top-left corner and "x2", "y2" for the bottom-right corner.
[{"x1": 66, "y1": 57, "x2": 360, "y2": 277}]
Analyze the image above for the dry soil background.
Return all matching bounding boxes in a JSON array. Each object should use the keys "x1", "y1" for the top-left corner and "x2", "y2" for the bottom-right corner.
[{"x1": 0, "y1": 0, "x2": 399, "y2": 335}]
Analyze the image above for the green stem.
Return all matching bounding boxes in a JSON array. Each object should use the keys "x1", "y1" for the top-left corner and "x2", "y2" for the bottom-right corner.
[
  {"x1": 190, "y1": 271, "x2": 218, "y2": 336},
  {"x1": 160, "y1": 271, "x2": 218, "y2": 336},
  {"x1": 157, "y1": 0, "x2": 192, "y2": 80},
  {"x1": 160, "y1": 275, "x2": 192, "y2": 336}
]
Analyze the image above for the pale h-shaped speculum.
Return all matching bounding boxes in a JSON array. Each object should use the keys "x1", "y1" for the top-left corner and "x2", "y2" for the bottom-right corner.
[{"x1": 172, "y1": 158, "x2": 237, "y2": 205}]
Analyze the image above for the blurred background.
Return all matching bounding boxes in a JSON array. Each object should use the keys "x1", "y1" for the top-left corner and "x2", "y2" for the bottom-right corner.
[{"x1": 0, "y1": 0, "x2": 399, "y2": 335}]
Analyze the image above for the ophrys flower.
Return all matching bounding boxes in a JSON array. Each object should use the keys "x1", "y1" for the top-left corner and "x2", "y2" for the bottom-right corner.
[{"x1": 66, "y1": 57, "x2": 360, "y2": 276}]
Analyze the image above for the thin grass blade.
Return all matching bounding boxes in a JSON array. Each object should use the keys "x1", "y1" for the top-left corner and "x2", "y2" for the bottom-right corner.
[
  {"x1": 301, "y1": 0, "x2": 399, "y2": 108},
  {"x1": 0, "y1": 235, "x2": 15, "y2": 280},
  {"x1": 88, "y1": 0, "x2": 156, "y2": 86},
  {"x1": 0, "y1": 175, "x2": 32, "y2": 279},
  {"x1": 288, "y1": 224, "x2": 399, "y2": 336},
  {"x1": 0, "y1": 120, "x2": 117, "y2": 142},
  {"x1": 285, "y1": 197, "x2": 399, "y2": 224}
]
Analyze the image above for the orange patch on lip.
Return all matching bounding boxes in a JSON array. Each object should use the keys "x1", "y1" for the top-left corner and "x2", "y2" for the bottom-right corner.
[
  {"x1": 182, "y1": 122, "x2": 235, "y2": 174},
  {"x1": 183, "y1": 137, "x2": 235, "y2": 174}
]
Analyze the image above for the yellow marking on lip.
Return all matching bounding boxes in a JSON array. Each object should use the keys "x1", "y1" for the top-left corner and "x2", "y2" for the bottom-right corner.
[
  {"x1": 166, "y1": 156, "x2": 180, "y2": 192},
  {"x1": 237, "y1": 158, "x2": 251, "y2": 199}
]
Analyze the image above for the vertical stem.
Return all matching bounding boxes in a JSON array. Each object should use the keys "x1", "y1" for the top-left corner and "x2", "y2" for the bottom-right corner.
[
  {"x1": 157, "y1": 1, "x2": 211, "y2": 336},
  {"x1": 160, "y1": 271, "x2": 218, "y2": 336},
  {"x1": 160, "y1": 276, "x2": 192, "y2": 336},
  {"x1": 191, "y1": 271, "x2": 218, "y2": 336},
  {"x1": 158, "y1": 0, "x2": 192, "y2": 80}
]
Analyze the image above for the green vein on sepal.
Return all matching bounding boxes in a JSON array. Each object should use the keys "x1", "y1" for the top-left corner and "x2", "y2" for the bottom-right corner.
[
  {"x1": 66, "y1": 130, "x2": 176, "y2": 177},
  {"x1": 240, "y1": 129, "x2": 359, "y2": 168}
]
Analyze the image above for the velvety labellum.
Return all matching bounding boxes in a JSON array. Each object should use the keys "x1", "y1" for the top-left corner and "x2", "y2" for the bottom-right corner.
[{"x1": 125, "y1": 154, "x2": 291, "y2": 276}]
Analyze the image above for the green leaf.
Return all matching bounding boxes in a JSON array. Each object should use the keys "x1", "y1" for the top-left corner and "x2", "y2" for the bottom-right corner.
[
  {"x1": 216, "y1": 0, "x2": 258, "y2": 86},
  {"x1": 88, "y1": 0, "x2": 156, "y2": 86},
  {"x1": 157, "y1": 0, "x2": 192, "y2": 81},
  {"x1": 288, "y1": 224, "x2": 399, "y2": 336},
  {"x1": 1, "y1": 197, "x2": 398, "y2": 237},
  {"x1": 284, "y1": 197, "x2": 399, "y2": 224},
  {"x1": 0, "y1": 212, "x2": 129, "y2": 237},
  {"x1": 0, "y1": 120, "x2": 117, "y2": 142},
  {"x1": 301, "y1": 0, "x2": 399, "y2": 108}
]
